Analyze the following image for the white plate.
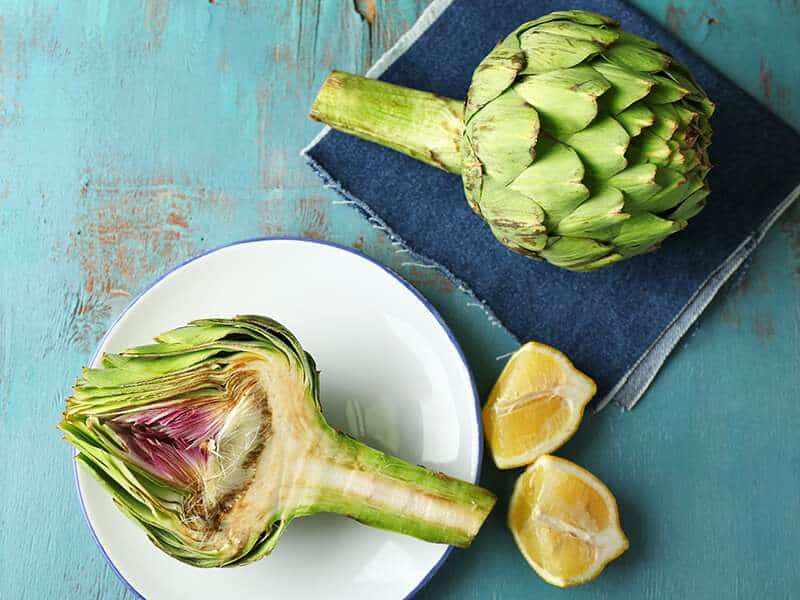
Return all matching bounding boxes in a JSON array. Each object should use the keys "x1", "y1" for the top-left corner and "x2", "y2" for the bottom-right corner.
[{"x1": 75, "y1": 238, "x2": 482, "y2": 600}]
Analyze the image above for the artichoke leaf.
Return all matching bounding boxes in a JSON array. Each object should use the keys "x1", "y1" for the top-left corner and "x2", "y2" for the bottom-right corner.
[
  {"x1": 532, "y1": 21, "x2": 620, "y2": 45},
  {"x1": 626, "y1": 130, "x2": 671, "y2": 166},
  {"x1": 527, "y1": 10, "x2": 618, "y2": 28},
  {"x1": 643, "y1": 171, "x2": 704, "y2": 213},
  {"x1": 648, "y1": 103, "x2": 681, "y2": 140},
  {"x1": 604, "y1": 39, "x2": 671, "y2": 73},
  {"x1": 615, "y1": 103, "x2": 655, "y2": 137},
  {"x1": 669, "y1": 186, "x2": 710, "y2": 221},
  {"x1": 563, "y1": 115, "x2": 630, "y2": 179},
  {"x1": 593, "y1": 62, "x2": 655, "y2": 114},
  {"x1": 612, "y1": 213, "x2": 684, "y2": 256},
  {"x1": 491, "y1": 226, "x2": 549, "y2": 254},
  {"x1": 606, "y1": 163, "x2": 660, "y2": 206},
  {"x1": 539, "y1": 236, "x2": 616, "y2": 268},
  {"x1": 509, "y1": 137, "x2": 590, "y2": 226},
  {"x1": 514, "y1": 66, "x2": 610, "y2": 136},
  {"x1": 461, "y1": 134, "x2": 485, "y2": 214},
  {"x1": 622, "y1": 166, "x2": 682, "y2": 212},
  {"x1": 648, "y1": 74, "x2": 691, "y2": 104},
  {"x1": 466, "y1": 89, "x2": 540, "y2": 185},
  {"x1": 555, "y1": 186, "x2": 630, "y2": 240},
  {"x1": 479, "y1": 179, "x2": 546, "y2": 231},
  {"x1": 572, "y1": 252, "x2": 625, "y2": 271},
  {"x1": 465, "y1": 43, "x2": 525, "y2": 121},
  {"x1": 519, "y1": 32, "x2": 606, "y2": 75}
]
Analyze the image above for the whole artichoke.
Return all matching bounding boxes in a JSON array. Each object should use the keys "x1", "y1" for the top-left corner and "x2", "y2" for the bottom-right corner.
[
  {"x1": 310, "y1": 10, "x2": 714, "y2": 271},
  {"x1": 61, "y1": 316, "x2": 495, "y2": 567}
]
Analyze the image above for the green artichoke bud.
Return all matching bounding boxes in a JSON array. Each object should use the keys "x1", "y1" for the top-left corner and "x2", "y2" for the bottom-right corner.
[
  {"x1": 60, "y1": 316, "x2": 495, "y2": 567},
  {"x1": 310, "y1": 10, "x2": 714, "y2": 271}
]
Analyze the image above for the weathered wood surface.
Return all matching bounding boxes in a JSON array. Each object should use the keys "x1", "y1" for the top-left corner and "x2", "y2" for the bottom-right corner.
[{"x1": 0, "y1": 1, "x2": 798, "y2": 598}]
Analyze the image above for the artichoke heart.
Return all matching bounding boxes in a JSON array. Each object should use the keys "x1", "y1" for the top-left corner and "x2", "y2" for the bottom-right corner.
[
  {"x1": 61, "y1": 316, "x2": 495, "y2": 567},
  {"x1": 310, "y1": 10, "x2": 714, "y2": 271}
]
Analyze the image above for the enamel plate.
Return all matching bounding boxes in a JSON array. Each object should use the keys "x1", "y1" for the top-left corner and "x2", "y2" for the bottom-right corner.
[{"x1": 75, "y1": 238, "x2": 482, "y2": 600}]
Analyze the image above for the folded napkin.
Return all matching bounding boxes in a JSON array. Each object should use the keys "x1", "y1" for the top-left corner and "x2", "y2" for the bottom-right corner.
[{"x1": 303, "y1": 0, "x2": 800, "y2": 410}]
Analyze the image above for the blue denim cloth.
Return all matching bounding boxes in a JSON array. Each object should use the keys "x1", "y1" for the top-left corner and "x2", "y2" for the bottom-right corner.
[{"x1": 304, "y1": 0, "x2": 800, "y2": 408}]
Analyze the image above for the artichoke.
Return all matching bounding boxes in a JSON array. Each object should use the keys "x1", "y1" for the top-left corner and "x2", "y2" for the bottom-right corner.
[
  {"x1": 310, "y1": 10, "x2": 714, "y2": 271},
  {"x1": 60, "y1": 316, "x2": 495, "y2": 567}
]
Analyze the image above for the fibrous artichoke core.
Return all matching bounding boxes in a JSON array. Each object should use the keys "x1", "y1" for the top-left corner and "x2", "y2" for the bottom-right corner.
[
  {"x1": 310, "y1": 10, "x2": 714, "y2": 271},
  {"x1": 61, "y1": 316, "x2": 495, "y2": 567}
]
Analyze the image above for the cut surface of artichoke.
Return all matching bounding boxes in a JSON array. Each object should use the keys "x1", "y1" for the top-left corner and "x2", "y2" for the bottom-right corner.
[
  {"x1": 310, "y1": 10, "x2": 714, "y2": 271},
  {"x1": 61, "y1": 316, "x2": 495, "y2": 567}
]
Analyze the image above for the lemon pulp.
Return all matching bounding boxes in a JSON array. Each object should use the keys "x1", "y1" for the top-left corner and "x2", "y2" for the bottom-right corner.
[
  {"x1": 509, "y1": 454, "x2": 629, "y2": 587},
  {"x1": 483, "y1": 342, "x2": 596, "y2": 469}
]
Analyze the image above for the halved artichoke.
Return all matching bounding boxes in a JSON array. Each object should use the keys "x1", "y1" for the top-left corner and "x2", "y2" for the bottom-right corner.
[{"x1": 61, "y1": 316, "x2": 495, "y2": 567}]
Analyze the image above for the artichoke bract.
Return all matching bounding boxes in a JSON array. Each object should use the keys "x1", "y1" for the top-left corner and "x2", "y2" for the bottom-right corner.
[
  {"x1": 310, "y1": 10, "x2": 714, "y2": 271},
  {"x1": 61, "y1": 316, "x2": 495, "y2": 567}
]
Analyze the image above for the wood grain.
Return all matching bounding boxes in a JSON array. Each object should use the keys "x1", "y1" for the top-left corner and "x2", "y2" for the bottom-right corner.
[{"x1": 0, "y1": 1, "x2": 797, "y2": 598}]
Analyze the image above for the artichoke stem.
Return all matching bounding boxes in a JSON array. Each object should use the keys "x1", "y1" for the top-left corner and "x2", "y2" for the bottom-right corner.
[
  {"x1": 306, "y1": 431, "x2": 495, "y2": 548},
  {"x1": 310, "y1": 71, "x2": 465, "y2": 174}
]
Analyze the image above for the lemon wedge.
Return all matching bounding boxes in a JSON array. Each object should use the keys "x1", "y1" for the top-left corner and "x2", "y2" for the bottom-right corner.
[
  {"x1": 509, "y1": 454, "x2": 629, "y2": 587},
  {"x1": 483, "y1": 341, "x2": 596, "y2": 469}
]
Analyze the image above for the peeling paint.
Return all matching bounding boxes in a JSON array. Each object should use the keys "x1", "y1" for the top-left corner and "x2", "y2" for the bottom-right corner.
[
  {"x1": 689, "y1": 14, "x2": 717, "y2": 44},
  {"x1": 775, "y1": 0, "x2": 800, "y2": 15},
  {"x1": 295, "y1": 0, "x2": 323, "y2": 67},
  {"x1": 14, "y1": 24, "x2": 23, "y2": 81},
  {"x1": 353, "y1": 0, "x2": 377, "y2": 25},
  {"x1": 167, "y1": 212, "x2": 189, "y2": 229},
  {"x1": 404, "y1": 263, "x2": 456, "y2": 295},
  {"x1": 60, "y1": 285, "x2": 131, "y2": 352},
  {"x1": 8, "y1": 5, "x2": 55, "y2": 83},
  {"x1": 719, "y1": 301, "x2": 742, "y2": 327},
  {"x1": 665, "y1": 2, "x2": 687, "y2": 33},
  {"x1": 759, "y1": 60, "x2": 792, "y2": 112},
  {"x1": 66, "y1": 175, "x2": 229, "y2": 349},
  {"x1": 779, "y1": 202, "x2": 800, "y2": 274},
  {"x1": 259, "y1": 211, "x2": 288, "y2": 237},
  {"x1": 297, "y1": 196, "x2": 329, "y2": 239},
  {"x1": 348, "y1": 0, "x2": 375, "y2": 70},
  {"x1": 0, "y1": 306, "x2": 7, "y2": 417},
  {"x1": 708, "y1": 0, "x2": 728, "y2": 17},
  {"x1": 0, "y1": 14, "x2": 10, "y2": 186},
  {"x1": 271, "y1": 45, "x2": 300, "y2": 72},
  {"x1": 256, "y1": 85, "x2": 271, "y2": 189},
  {"x1": 218, "y1": 48, "x2": 229, "y2": 73},
  {"x1": 719, "y1": 263, "x2": 755, "y2": 327},
  {"x1": 727, "y1": 260, "x2": 774, "y2": 300},
  {"x1": 0, "y1": 101, "x2": 22, "y2": 129},
  {"x1": 760, "y1": 62, "x2": 774, "y2": 99},
  {"x1": 352, "y1": 230, "x2": 457, "y2": 294},
  {"x1": 752, "y1": 315, "x2": 776, "y2": 343},
  {"x1": 256, "y1": 85, "x2": 292, "y2": 191},
  {"x1": 143, "y1": 0, "x2": 169, "y2": 51},
  {"x1": 351, "y1": 231, "x2": 454, "y2": 293},
  {"x1": 207, "y1": 0, "x2": 249, "y2": 7},
  {"x1": 0, "y1": 17, "x2": 5, "y2": 68}
]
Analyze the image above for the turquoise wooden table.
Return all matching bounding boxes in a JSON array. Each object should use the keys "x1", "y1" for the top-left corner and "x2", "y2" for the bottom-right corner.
[{"x1": 1, "y1": 1, "x2": 798, "y2": 598}]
